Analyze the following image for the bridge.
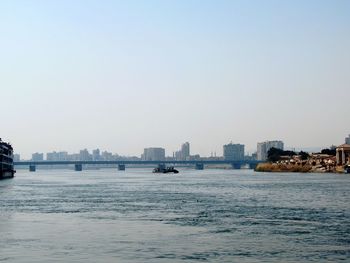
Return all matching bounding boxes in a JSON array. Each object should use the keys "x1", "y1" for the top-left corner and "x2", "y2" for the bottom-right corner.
[{"x1": 14, "y1": 160, "x2": 261, "y2": 172}]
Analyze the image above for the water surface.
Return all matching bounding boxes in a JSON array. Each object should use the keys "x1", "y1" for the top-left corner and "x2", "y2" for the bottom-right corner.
[{"x1": 0, "y1": 169, "x2": 349, "y2": 262}]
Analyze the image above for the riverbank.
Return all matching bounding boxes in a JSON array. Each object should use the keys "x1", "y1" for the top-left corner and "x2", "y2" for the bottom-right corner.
[{"x1": 255, "y1": 162, "x2": 346, "y2": 173}]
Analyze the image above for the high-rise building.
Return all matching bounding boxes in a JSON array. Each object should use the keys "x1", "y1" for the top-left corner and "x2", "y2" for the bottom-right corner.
[
  {"x1": 181, "y1": 142, "x2": 190, "y2": 159},
  {"x1": 223, "y1": 143, "x2": 244, "y2": 160},
  {"x1": 92, "y1": 149, "x2": 101, "y2": 161},
  {"x1": 257, "y1": 140, "x2": 284, "y2": 161},
  {"x1": 175, "y1": 142, "x2": 190, "y2": 160},
  {"x1": 345, "y1": 135, "x2": 350, "y2": 144},
  {"x1": 142, "y1": 147, "x2": 165, "y2": 161},
  {"x1": 31, "y1": 152, "x2": 44, "y2": 161}
]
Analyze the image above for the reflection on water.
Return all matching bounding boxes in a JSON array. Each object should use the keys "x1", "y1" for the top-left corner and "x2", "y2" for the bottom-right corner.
[{"x1": 0, "y1": 169, "x2": 349, "y2": 262}]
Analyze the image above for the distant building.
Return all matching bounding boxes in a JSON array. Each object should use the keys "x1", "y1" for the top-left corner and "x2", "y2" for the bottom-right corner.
[
  {"x1": 175, "y1": 142, "x2": 190, "y2": 160},
  {"x1": 345, "y1": 134, "x2": 350, "y2": 144},
  {"x1": 59, "y1": 151, "x2": 68, "y2": 161},
  {"x1": 69, "y1": 153, "x2": 80, "y2": 161},
  {"x1": 223, "y1": 143, "x2": 244, "y2": 161},
  {"x1": 31, "y1": 152, "x2": 44, "y2": 161},
  {"x1": 47, "y1": 151, "x2": 68, "y2": 161},
  {"x1": 101, "y1": 151, "x2": 114, "y2": 161},
  {"x1": 142, "y1": 147, "x2": 165, "y2": 161},
  {"x1": 257, "y1": 140, "x2": 284, "y2": 161},
  {"x1": 92, "y1": 149, "x2": 100, "y2": 161},
  {"x1": 251, "y1": 152, "x2": 257, "y2": 160},
  {"x1": 245, "y1": 153, "x2": 257, "y2": 161},
  {"x1": 46, "y1": 152, "x2": 55, "y2": 161},
  {"x1": 79, "y1": 149, "x2": 92, "y2": 161},
  {"x1": 181, "y1": 142, "x2": 190, "y2": 159},
  {"x1": 13, "y1": 154, "x2": 20, "y2": 162},
  {"x1": 188, "y1": 154, "x2": 201, "y2": 161}
]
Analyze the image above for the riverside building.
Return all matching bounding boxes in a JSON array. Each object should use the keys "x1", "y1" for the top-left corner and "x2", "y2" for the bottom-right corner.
[
  {"x1": 257, "y1": 140, "x2": 284, "y2": 161},
  {"x1": 175, "y1": 142, "x2": 190, "y2": 161},
  {"x1": 92, "y1": 149, "x2": 101, "y2": 161},
  {"x1": 31, "y1": 152, "x2": 44, "y2": 161},
  {"x1": 142, "y1": 147, "x2": 165, "y2": 161},
  {"x1": 336, "y1": 144, "x2": 350, "y2": 165},
  {"x1": 336, "y1": 135, "x2": 350, "y2": 165},
  {"x1": 223, "y1": 143, "x2": 244, "y2": 161},
  {"x1": 46, "y1": 151, "x2": 68, "y2": 161}
]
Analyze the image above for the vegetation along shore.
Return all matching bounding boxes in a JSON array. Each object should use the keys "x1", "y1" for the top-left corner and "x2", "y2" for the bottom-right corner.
[{"x1": 255, "y1": 147, "x2": 348, "y2": 173}]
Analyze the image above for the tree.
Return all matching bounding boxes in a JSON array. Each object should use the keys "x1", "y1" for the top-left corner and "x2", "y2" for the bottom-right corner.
[
  {"x1": 267, "y1": 147, "x2": 297, "y2": 162},
  {"x1": 299, "y1": 151, "x2": 309, "y2": 160},
  {"x1": 321, "y1": 148, "x2": 336, "y2": 156}
]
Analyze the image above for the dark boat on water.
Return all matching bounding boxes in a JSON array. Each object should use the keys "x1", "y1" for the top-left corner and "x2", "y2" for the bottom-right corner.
[
  {"x1": 0, "y1": 138, "x2": 15, "y2": 179},
  {"x1": 153, "y1": 165, "x2": 179, "y2": 174}
]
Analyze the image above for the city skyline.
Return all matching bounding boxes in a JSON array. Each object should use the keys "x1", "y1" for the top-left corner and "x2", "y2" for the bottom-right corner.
[
  {"x1": 13, "y1": 136, "x2": 349, "y2": 161},
  {"x1": 4, "y1": 137, "x2": 347, "y2": 160},
  {"x1": 1, "y1": 0, "x2": 349, "y2": 159}
]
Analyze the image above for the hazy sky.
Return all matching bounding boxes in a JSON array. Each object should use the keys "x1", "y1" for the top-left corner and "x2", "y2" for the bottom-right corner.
[{"x1": 1, "y1": 0, "x2": 349, "y2": 158}]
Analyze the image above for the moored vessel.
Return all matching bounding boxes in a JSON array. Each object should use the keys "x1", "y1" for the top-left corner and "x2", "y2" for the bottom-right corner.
[
  {"x1": 153, "y1": 164, "x2": 179, "y2": 174},
  {"x1": 0, "y1": 138, "x2": 15, "y2": 179}
]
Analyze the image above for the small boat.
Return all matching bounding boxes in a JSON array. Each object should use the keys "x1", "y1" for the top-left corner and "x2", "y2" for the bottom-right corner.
[{"x1": 153, "y1": 165, "x2": 179, "y2": 174}]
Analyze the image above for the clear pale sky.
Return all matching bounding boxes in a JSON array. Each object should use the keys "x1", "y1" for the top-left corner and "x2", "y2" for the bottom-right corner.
[{"x1": 1, "y1": 0, "x2": 349, "y2": 159}]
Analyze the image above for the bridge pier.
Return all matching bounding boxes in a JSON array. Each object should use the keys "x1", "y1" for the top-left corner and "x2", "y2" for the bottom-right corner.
[
  {"x1": 75, "y1": 164, "x2": 83, "y2": 171},
  {"x1": 249, "y1": 163, "x2": 257, "y2": 170},
  {"x1": 29, "y1": 165, "x2": 36, "y2": 172},
  {"x1": 232, "y1": 163, "x2": 241, "y2": 169},
  {"x1": 118, "y1": 164, "x2": 125, "y2": 171},
  {"x1": 195, "y1": 163, "x2": 204, "y2": 170}
]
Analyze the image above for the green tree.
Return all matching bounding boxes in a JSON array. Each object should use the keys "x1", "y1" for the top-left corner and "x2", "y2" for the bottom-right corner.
[
  {"x1": 267, "y1": 147, "x2": 296, "y2": 162},
  {"x1": 299, "y1": 151, "x2": 309, "y2": 160},
  {"x1": 321, "y1": 148, "x2": 336, "y2": 156}
]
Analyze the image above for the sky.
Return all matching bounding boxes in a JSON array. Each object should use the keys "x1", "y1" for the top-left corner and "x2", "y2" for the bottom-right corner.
[{"x1": 1, "y1": 0, "x2": 349, "y2": 159}]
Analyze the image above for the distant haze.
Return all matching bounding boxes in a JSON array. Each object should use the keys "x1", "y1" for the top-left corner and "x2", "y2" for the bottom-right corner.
[{"x1": 1, "y1": 0, "x2": 349, "y2": 159}]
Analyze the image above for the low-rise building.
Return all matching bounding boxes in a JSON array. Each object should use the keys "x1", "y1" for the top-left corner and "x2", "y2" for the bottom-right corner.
[
  {"x1": 101, "y1": 151, "x2": 114, "y2": 161},
  {"x1": 47, "y1": 151, "x2": 68, "y2": 161},
  {"x1": 336, "y1": 144, "x2": 350, "y2": 165},
  {"x1": 31, "y1": 152, "x2": 44, "y2": 161}
]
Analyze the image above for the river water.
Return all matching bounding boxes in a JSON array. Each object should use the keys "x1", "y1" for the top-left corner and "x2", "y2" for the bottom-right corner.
[{"x1": 0, "y1": 169, "x2": 349, "y2": 262}]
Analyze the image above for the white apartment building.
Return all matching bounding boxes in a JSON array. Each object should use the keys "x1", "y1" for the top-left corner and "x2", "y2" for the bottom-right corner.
[{"x1": 257, "y1": 140, "x2": 284, "y2": 161}]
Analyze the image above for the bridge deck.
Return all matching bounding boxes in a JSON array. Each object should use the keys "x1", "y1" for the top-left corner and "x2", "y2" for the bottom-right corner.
[{"x1": 14, "y1": 160, "x2": 261, "y2": 166}]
